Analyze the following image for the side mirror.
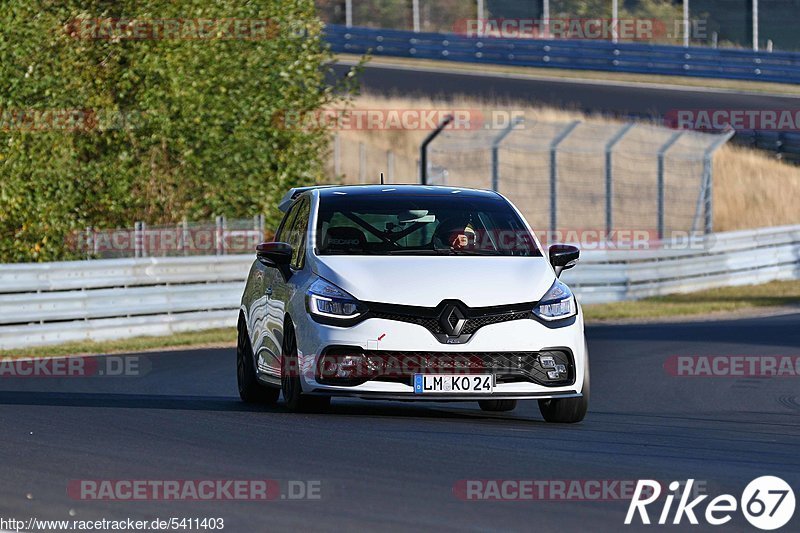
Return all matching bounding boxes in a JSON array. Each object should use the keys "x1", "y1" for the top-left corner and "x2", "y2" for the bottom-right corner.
[
  {"x1": 256, "y1": 242, "x2": 293, "y2": 280},
  {"x1": 549, "y1": 244, "x2": 579, "y2": 278}
]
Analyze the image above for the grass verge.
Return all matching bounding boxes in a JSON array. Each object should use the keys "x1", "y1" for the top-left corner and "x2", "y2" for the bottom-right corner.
[
  {"x1": 0, "y1": 328, "x2": 236, "y2": 359},
  {"x1": 584, "y1": 280, "x2": 800, "y2": 321}
]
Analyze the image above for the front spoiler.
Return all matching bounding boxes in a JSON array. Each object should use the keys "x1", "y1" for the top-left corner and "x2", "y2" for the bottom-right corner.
[{"x1": 308, "y1": 389, "x2": 581, "y2": 401}]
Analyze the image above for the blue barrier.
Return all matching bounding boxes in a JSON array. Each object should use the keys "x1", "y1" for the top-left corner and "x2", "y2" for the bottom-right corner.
[{"x1": 325, "y1": 24, "x2": 800, "y2": 85}]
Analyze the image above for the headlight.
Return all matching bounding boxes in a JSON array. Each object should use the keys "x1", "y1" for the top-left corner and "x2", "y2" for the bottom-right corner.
[
  {"x1": 307, "y1": 278, "x2": 366, "y2": 323},
  {"x1": 533, "y1": 279, "x2": 577, "y2": 321}
]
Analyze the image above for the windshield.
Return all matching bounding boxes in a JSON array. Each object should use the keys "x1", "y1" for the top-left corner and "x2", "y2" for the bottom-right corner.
[{"x1": 315, "y1": 192, "x2": 542, "y2": 257}]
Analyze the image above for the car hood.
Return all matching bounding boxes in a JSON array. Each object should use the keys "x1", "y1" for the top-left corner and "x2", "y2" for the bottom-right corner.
[{"x1": 312, "y1": 255, "x2": 556, "y2": 308}]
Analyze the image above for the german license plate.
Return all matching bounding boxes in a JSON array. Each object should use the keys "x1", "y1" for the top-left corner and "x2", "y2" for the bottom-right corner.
[{"x1": 413, "y1": 374, "x2": 493, "y2": 394}]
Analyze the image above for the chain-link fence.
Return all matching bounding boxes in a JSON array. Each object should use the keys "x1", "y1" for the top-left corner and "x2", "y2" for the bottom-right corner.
[
  {"x1": 74, "y1": 216, "x2": 267, "y2": 259},
  {"x1": 325, "y1": 134, "x2": 419, "y2": 185},
  {"x1": 318, "y1": 0, "x2": 799, "y2": 51},
  {"x1": 425, "y1": 119, "x2": 733, "y2": 238}
]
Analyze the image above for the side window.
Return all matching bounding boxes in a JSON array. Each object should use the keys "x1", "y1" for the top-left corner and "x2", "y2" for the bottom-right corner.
[
  {"x1": 275, "y1": 201, "x2": 301, "y2": 243},
  {"x1": 278, "y1": 197, "x2": 310, "y2": 270},
  {"x1": 289, "y1": 199, "x2": 311, "y2": 269}
]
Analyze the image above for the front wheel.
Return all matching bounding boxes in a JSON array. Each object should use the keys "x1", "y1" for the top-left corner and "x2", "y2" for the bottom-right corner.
[
  {"x1": 281, "y1": 319, "x2": 331, "y2": 413},
  {"x1": 538, "y1": 353, "x2": 589, "y2": 424},
  {"x1": 237, "y1": 317, "x2": 280, "y2": 405}
]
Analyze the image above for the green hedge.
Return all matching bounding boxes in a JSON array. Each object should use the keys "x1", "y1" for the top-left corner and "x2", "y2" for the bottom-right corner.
[{"x1": 0, "y1": 1, "x2": 350, "y2": 262}]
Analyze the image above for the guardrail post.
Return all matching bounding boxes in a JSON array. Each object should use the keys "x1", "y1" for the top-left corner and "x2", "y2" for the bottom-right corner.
[
  {"x1": 604, "y1": 123, "x2": 635, "y2": 235},
  {"x1": 549, "y1": 121, "x2": 581, "y2": 234},
  {"x1": 491, "y1": 117, "x2": 524, "y2": 192},
  {"x1": 657, "y1": 131, "x2": 684, "y2": 240},
  {"x1": 215, "y1": 215, "x2": 226, "y2": 256}
]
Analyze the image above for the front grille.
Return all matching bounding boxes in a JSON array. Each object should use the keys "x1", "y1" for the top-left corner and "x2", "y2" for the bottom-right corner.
[
  {"x1": 368, "y1": 300, "x2": 534, "y2": 338},
  {"x1": 316, "y1": 348, "x2": 575, "y2": 388}
]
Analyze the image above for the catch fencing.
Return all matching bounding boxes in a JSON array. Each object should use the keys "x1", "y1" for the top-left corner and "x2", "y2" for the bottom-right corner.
[
  {"x1": 1, "y1": 225, "x2": 797, "y2": 349},
  {"x1": 73, "y1": 216, "x2": 267, "y2": 260},
  {"x1": 426, "y1": 119, "x2": 733, "y2": 237}
]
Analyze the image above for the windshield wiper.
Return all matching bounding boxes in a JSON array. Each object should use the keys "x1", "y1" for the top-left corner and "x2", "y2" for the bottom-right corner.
[
  {"x1": 385, "y1": 249, "x2": 447, "y2": 255},
  {"x1": 439, "y1": 249, "x2": 503, "y2": 256}
]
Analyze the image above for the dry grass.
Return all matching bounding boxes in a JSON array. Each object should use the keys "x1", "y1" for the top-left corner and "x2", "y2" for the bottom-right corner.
[
  {"x1": 330, "y1": 94, "x2": 800, "y2": 232},
  {"x1": 584, "y1": 280, "x2": 800, "y2": 321},
  {"x1": 713, "y1": 144, "x2": 800, "y2": 230}
]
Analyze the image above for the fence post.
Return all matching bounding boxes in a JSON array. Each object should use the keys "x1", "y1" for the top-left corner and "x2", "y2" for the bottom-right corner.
[
  {"x1": 134, "y1": 221, "x2": 143, "y2": 258},
  {"x1": 181, "y1": 218, "x2": 189, "y2": 256},
  {"x1": 692, "y1": 129, "x2": 735, "y2": 234},
  {"x1": 605, "y1": 123, "x2": 635, "y2": 235},
  {"x1": 387, "y1": 150, "x2": 395, "y2": 183},
  {"x1": 215, "y1": 215, "x2": 226, "y2": 255},
  {"x1": 657, "y1": 131, "x2": 684, "y2": 240},
  {"x1": 491, "y1": 117, "x2": 524, "y2": 192},
  {"x1": 549, "y1": 121, "x2": 581, "y2": 234},
  {"x1": 334, "y1": 133, "x2": 341, "y2": 177},
  {"x1": 358, "y1": 142, "x2": 366, "y2": 184},
  {"x1": 84, "y1": 227, "x2": 93, "y2": 260},
  {"x1": 419, "y1": 115, "x2": 453, "y2": 184}
]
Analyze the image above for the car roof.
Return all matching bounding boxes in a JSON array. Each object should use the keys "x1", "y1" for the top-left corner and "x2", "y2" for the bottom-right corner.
[
  {"x1": 279, "y1": 184, "x2": 500, "y2": 211},
  {"x1": 317, "y1": 184, "x2": 499, "y2": 198}
]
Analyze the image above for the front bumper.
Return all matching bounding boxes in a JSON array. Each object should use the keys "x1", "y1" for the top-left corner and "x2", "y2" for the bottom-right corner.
[{"x1": 293, "y1": 307, "x2": 587, "y2": 400}]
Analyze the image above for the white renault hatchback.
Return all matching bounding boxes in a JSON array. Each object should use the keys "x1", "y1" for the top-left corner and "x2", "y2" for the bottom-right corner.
[{"x1": 238, "y1": 184, "x2": 588, "y2": 423}]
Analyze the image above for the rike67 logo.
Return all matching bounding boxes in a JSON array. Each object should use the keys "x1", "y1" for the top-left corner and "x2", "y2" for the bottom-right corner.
[{"x1": 626, "y1": 477, "x2": 795, "y2": 530}]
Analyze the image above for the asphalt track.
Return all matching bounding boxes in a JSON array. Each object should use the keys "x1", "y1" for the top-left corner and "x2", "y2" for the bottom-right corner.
[
  {"x1": 1, "y1": 313, "x2": 798, "y2": 532},
  {"x1": 329, "y1": 63, "x2": 800, "y2": 118}
]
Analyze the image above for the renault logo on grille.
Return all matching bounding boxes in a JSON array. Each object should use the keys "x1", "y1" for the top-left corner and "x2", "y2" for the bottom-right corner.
[{"x1": 439, "y1": 304, "x2": 466, "y2": 336}]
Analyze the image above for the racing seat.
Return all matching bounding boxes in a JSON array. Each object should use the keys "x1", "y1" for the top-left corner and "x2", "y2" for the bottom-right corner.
[{"x1": 322, "y1": 226, "x2": 368, "y2": 254}]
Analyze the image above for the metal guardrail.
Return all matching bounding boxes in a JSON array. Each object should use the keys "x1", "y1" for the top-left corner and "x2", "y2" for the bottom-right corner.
[
  {"x1": 562, "y1": 225, "x2": 800, "y2": 304},
  {"x1": 0, "y1": 225, "x2": 797, "y2": 349},
  {"x1": 325, "y1": 24, "x2": 800, "y2": 84}
]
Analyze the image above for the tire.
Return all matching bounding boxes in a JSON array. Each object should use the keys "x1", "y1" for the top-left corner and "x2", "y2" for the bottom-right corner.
[
  {"x1": 237, "y1": 316, "x2": 280, "y2": 405},
  {"x1": 478, "y1": 399, "x2": 518, "y2": 412},
  {"x1": 538, "y1": 351, "x2": 589, "y2": 424},
  {"x1": 281, "y1": 319, "x2": 331, "y2": 413}
]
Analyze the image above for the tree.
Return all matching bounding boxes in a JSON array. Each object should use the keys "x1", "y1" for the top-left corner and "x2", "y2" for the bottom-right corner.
[{"x1": 0, "y1": 0, "x2": 349, "y2": 262}]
